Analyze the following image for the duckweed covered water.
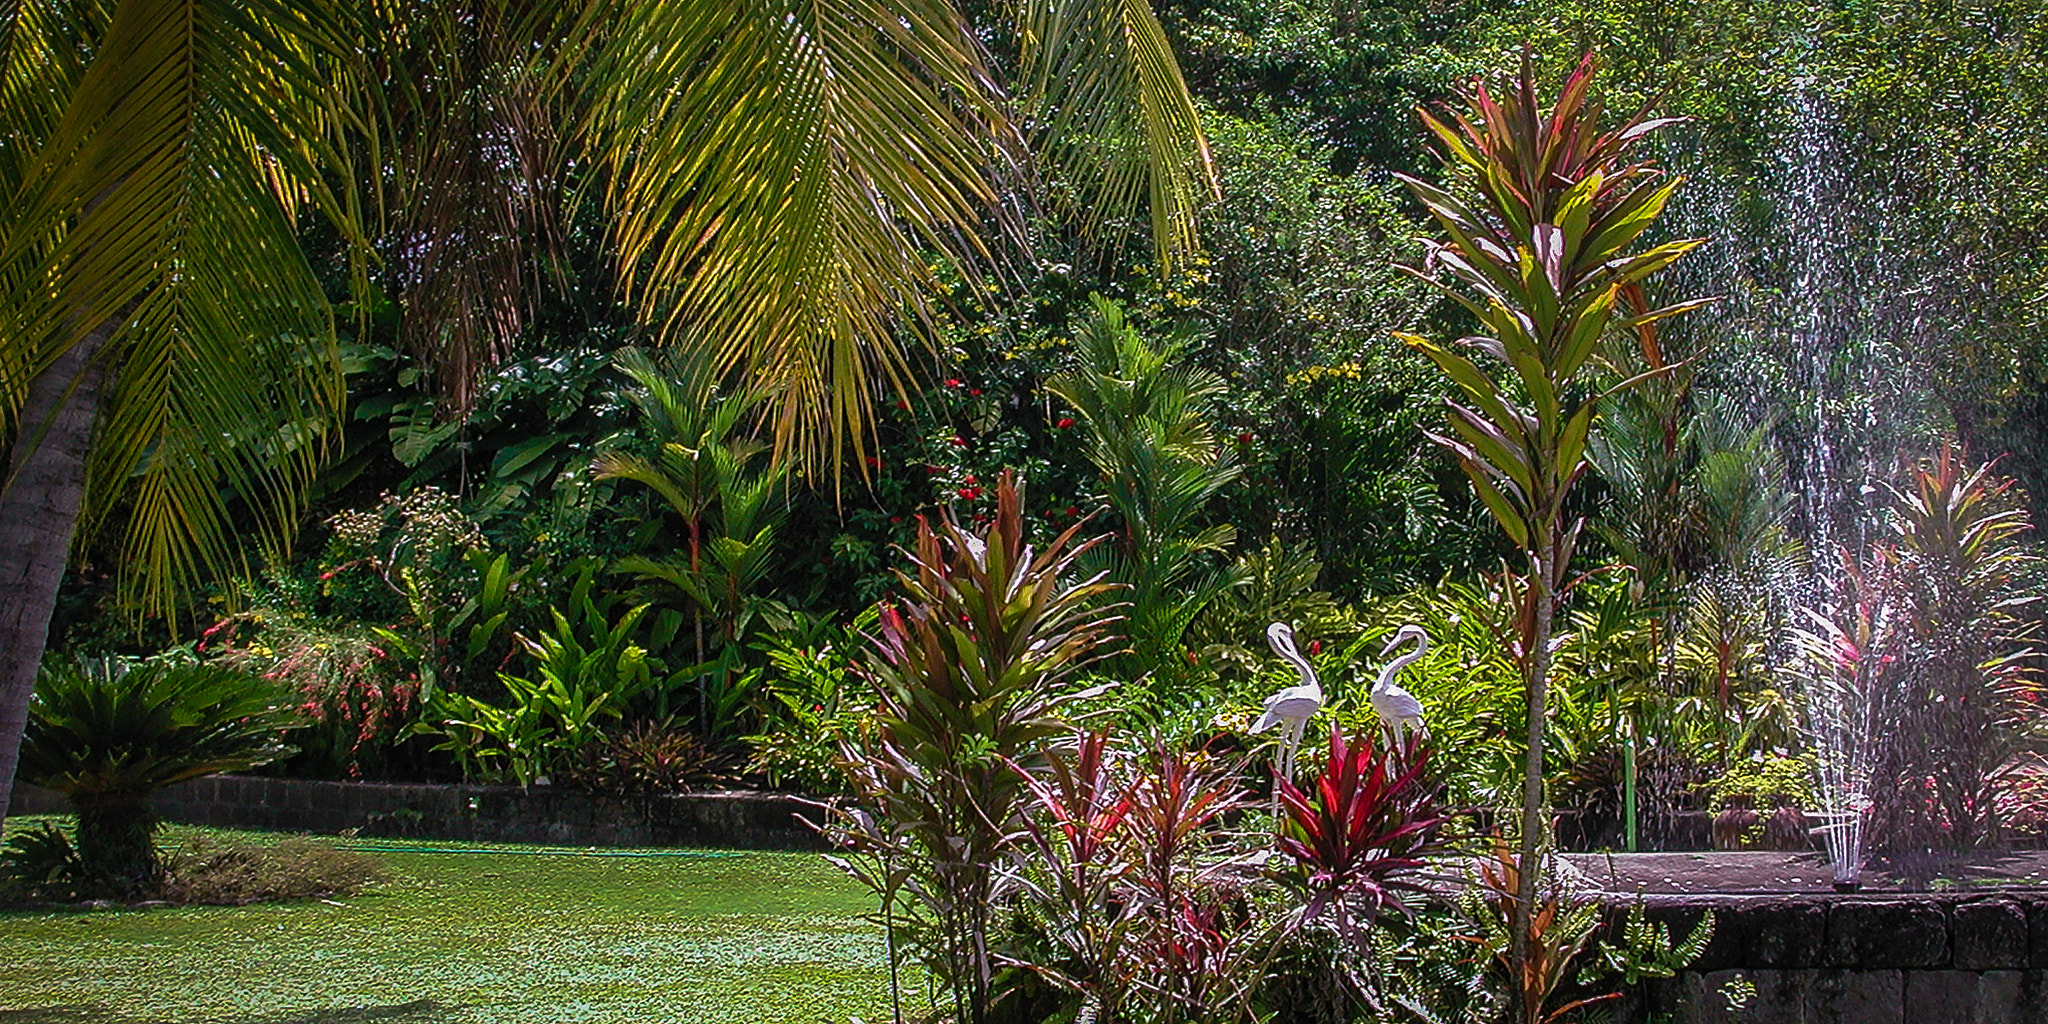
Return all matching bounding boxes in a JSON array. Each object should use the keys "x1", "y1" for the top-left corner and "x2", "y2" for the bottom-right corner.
[{"x1": 0, "y1": 821, "x2": 906, "y2": 1024}]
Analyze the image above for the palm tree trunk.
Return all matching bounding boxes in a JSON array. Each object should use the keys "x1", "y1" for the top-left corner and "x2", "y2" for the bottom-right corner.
[{"x1": 0, "y1": 327, "x2": 111, "y2": 824}]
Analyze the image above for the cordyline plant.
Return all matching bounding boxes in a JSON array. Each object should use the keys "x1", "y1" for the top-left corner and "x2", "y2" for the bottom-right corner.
[
  {"x1": 1273, "y1": 728, "x2": 1452, "y2": 941},
  {"x1": 823, "y1": 471, "x2": 1123, "y2": 1024},
  {"x1": 1796, "y1": 446, "x2": 2040, "y2": 857},
  {"x1": 1392, "y1": 53, "x2": 1707, "y2": 1014},
  {"x1": 1005, "y1": 731, "x2": 1276, "y2": 1024}
]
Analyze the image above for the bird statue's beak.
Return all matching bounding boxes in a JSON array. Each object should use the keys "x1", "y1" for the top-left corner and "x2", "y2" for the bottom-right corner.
[{"x1": 1381, "y1": 633, "x2": 1402, "y2": 655}]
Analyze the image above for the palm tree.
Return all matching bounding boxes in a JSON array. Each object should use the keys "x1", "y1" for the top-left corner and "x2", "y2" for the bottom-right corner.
[
  {"x1": 0, "y1": 0, "x2": 1214, "y2": 821},
  {"x1": 19, "y1": 658, "x2": 300, "y2": 891},
  {"x1": 0, "y1": 0, "x2": 367, "y2": 834}
]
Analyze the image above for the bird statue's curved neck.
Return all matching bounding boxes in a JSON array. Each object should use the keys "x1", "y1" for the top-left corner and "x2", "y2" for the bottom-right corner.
[
  {"x1": 1269, "y1": 626, "x2": 1318, "y2": 689},
  {"x1": 1375, "y1": 632, "x2": 1427, "y2": 692}
]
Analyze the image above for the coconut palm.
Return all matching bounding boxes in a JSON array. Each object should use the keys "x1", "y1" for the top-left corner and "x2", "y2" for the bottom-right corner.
[
  {"x1": 0, "y1": 0, "x2": 368, "y2": 835},
  {"x1": 0, "y1": 0, "x2": 1215, "y2": 822}
]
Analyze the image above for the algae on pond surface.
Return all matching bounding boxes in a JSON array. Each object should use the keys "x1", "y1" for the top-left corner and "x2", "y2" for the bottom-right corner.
[{"x1": 0, "y1": 821, "x2": 905, "y2": 1024}]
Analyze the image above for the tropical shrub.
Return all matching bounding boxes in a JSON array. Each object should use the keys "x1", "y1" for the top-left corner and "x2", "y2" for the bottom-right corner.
[
  {"x1": 1005, "y1": 731, "x2": 1276, "y2": 1024},
  {"x1": 597, "y1": 345, "x2": 792, "y2": 724},
  {"x1": 1048, "y1": 296, "x2": 1245, "y2": 697},
  {"x1": 1793, "y1": 447, "x2": 2042, "y2": 853},
  {"x1": 18, "y1": 658, "x2": 301, "y2": 892},
  {"x1": 202, "y1": 612, "x2": 420, "y2": 779},
  {"x1": 563, "y1": 720, "x2": 727, "y2": 796},
  {"x1": 744, "y1": 620, "x2": 879, "y2": 794},
  {"x1": 1, "y1": 822, "x2": 86, "y2": 902},
  {"x1": 1272, "y1": 728, "x2": 1451, "y2": 939},
  {"x1": 823, "y1": 471, "x2": 1122, "y2": 1024}
]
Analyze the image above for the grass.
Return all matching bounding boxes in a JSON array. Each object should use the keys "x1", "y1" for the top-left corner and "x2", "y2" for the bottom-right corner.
[{"x1": 0, "y1": 818, "x2": 909, "y2": 1024}]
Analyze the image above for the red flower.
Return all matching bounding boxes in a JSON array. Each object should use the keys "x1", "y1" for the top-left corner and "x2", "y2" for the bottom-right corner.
[
  {"x1": 958, "y1": 487, "x2": 983, "y2": 500},
  {"x1": 945, "y1": 378, "x2": 963, "y2": 388},
  {"x1": 1056, "y1": 417, "x2": 1075, "y2": 429},
  {"x1": 896, "y1": 399, "x2": 911, "y2": 411},
  {"x1": 1237, "y1": 431, "x2": 1254, "y2": 445},
  {"x1": 1308, "y1": 639, "x2": 1322, "y2": 657},
  {"x1": 964, "y1": 473, "x2": 977, "y2": 485},
  {"x1": 969, "y1": 388, "x2": 982, "y2": 396},
  {"x1": 925, "y1": 464, "x2": 942, "y2": 474},
  {"x1": 950, "y1": 436, "x2": 969, "y2": 447},
  {"x1": 1066, "y1": 506, "x2": 1080, "y2": 517}
]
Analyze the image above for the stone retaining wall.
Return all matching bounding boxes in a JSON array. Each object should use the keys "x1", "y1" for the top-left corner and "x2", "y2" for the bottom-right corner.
[
  {"x1": 1620, "y1": 893, "x2": 2048, "y2": 1023},
  {"x1": 5, "y1": 776, "x2": 830, "y2": 850}
]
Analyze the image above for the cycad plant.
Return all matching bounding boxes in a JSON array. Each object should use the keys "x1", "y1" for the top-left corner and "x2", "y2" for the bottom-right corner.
[
  {"x1": 1393, "y1": 54, "x2": 1706, "y2": 1014},
  {"x1": 1047, "y1": 296, "x2": 1244, "y2": 693},
  {"x1": 826, "y1": 471, "x2": 1122, "y2": 1024},
  {"x1": 18, "y1": 658, "x2": 300, "y2": 891}
]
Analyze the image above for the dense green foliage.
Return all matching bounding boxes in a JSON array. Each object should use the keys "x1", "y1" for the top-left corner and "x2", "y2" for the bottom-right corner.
[
  {"x1": 26, "y1": 0, "x2": 2048, "y2": 893},
  {"x1": 19, "y1": 660, "x2": 299, "y2": 890}
]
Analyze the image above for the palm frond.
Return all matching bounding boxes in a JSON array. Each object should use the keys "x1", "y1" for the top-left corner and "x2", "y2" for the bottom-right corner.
[
  {"x1": 1015, "y1": 0, "x2": 1216, "y2": 269},
  {"x1": 0, "y1": 0, "x2": 370, "y2": 616},
  {"x1": 586, "y1": 0, "x2": 1019, "y2": 476}
]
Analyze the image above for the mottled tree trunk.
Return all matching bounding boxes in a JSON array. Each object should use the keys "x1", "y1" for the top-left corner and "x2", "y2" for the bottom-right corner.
[{"x1": 0, "y1": 327, "x2": 110, "y2": 824}]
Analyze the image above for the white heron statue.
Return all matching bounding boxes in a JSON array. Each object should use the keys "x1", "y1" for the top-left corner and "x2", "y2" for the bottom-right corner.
[
  {"x1": 1253, "y1": 622, "x2": 1323, "y2": 805},
  {"x1": 1373, "y1": 624, "x2": 1430, "y2": 743}
]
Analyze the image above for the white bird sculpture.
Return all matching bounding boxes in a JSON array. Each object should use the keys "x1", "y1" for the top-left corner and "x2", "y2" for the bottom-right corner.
[
  {"x1": 1373, "y1": 624, "x2": 1431, "y2": 744},
  {"x1": 1253, "y1": 621, "x2": 1323, "y2": 799}
]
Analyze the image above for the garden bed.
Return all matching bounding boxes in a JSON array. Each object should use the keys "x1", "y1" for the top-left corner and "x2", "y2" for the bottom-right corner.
[{"x1": 5, "y1": 777, "x2": 830, "y2": 851}]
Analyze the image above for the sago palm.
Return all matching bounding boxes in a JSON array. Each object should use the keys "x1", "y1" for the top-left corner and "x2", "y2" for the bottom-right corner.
[{"x1": 19, "y1": 658, "x2": 300, "y2": 891}]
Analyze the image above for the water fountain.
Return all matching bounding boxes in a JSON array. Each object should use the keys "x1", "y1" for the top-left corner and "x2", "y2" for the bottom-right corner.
[{"x1": 1655, "y1": 69, "x2": 1975, "y2": 887}]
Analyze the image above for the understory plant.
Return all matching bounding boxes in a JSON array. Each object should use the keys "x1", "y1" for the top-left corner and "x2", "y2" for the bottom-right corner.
[
  {"x1": 1443, "y1": 840, "x2": 1714, "y2": 1024},
  {"x1": 824, "y1": 471, "x2": 1122, "y2": 1024},
  {"x1": 1273, "y1": 728, "x2": 1452, "y2": 940},
  {"x1": 17, "y1": 657, "x2": 301, "y2": 893},
  {"x1": 412, "y1": 587, "x2": 686, "y2": 786},
  {"x1": 1048, "y1": 296, "x2": 1245, "y2": 698}
]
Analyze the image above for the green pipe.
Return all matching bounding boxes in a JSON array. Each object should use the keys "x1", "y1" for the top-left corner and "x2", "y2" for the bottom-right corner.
[{"x1": 1623, "y1": 714, "x2": 1639, "y2": 852}]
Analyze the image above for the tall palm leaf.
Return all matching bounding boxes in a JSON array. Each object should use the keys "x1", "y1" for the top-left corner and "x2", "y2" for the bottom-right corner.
[
  {"x1": 585, "y1": 0, "x2": 1216, "y2": 475},
  {"x1": 0, "y1": 0, "x2": 371, "y2": 824}
]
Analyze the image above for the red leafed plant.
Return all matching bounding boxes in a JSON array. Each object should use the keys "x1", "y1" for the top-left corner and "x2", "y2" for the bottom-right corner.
[{"x1": 1274, "y1": 727, "x2": 1451, "y2": 935}]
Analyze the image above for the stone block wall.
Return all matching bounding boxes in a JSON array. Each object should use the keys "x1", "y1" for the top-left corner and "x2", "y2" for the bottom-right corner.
[
  {"x1": 1619, "y1": 893, "x2": 2048, "y2": 1023},
  {"x1": 5, "y1": 776, "x2": 830, "y2": 850}
]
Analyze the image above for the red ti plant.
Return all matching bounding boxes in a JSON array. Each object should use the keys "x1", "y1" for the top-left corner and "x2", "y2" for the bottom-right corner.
[
  {"x1": 1008, "y1": 733, "x2": 1275, "y2": 1024},
  {"x1": 1005, "y1": 731, "x2": 1139, "y2": 1020},
  {"x1": 1272, "y1": 727, "x2": 1452, "y2": 938},
  {"x1": 1121, "y1": 741, "x2": 1273, "y2": 1024},
  {"x1": 825, "y1": 471, "x2": 1122, "y2": 1024}
]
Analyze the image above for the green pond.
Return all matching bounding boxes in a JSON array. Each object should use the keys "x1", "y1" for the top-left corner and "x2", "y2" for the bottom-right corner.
[{"x1": 0, "y1": 821, "x2": 905, "y2": 1024}]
